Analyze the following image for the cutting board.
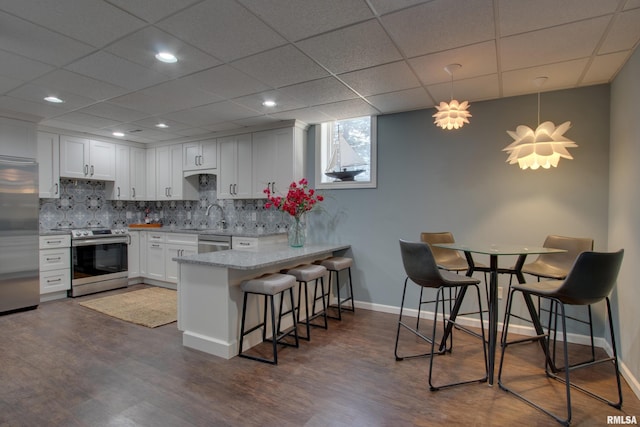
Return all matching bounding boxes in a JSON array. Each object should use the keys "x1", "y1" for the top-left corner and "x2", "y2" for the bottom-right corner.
[{"x1": 128, "y1": 223, "x2": 163, "y2": 228}]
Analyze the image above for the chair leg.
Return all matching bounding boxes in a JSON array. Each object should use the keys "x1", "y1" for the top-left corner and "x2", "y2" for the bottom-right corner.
[
  {"x1": 394, "y1": 278, "x2": 437, "y2": 361},
  {"x1": 310, "y1": 276, "x2": 329, "y2": 330}
]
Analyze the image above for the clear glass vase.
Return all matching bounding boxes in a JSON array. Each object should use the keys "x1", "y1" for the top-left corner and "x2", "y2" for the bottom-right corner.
[{"x1": 288, "y1": 215, "x2": 306, "y2": 247}]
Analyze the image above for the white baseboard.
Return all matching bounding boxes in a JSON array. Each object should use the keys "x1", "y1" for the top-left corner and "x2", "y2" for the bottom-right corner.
[{"x1": 354, "y1": 299, "x2": 640, "y2": 400}]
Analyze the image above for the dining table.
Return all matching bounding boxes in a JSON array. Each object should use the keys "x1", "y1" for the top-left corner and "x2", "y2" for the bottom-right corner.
[{"x1": 432, "y1": 242, "x2": 567, "y2": 386}]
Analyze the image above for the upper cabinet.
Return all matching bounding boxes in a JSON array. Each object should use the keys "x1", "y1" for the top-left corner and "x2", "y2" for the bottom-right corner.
[
  {"x1": 218, "y1": 133, "x2": 252, "y2": 199},
  {"x1": 252, "y1": 127, "x2": 305, "y2": 198},
  {"x1": 60, "y1": 135, "x2": 115, "y2": 181},
  {"x1": 108, "y1": 145, "x2": 146, "y2": 201},
  {"x1": 0, "y1": 117, "x2": 36, "y2": 158},
  {"x1": 37, "y1": 132, "x2": 60, "y2": 198},
  {"x1": 155, "y1": 144, "x2": 198, "y2": 200},
  {"x1": 183, "y1": 139, "x2": 217, "y2": 175}
]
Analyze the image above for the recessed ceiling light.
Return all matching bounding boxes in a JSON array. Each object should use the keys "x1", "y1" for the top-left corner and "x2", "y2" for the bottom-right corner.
[
  {"x1": 44, "y1": 96, "x2": 64, "y2": 103},
  {"x1": 262, "y1": 100, "x2": 277, "y2": 107},
  {"x1": 155, "y1": 122, "x2": 169, "y2": 128},
  {"x1": 112, "y1": 132, "x2": 125, "y2": 137},
  {"x1": 155, "y1": 52, "x2": 177, "y2": 63}
]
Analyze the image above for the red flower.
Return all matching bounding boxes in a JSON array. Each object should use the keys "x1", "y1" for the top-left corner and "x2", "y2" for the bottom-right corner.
[{"x1": 263, "y1": 178, "x2": 323, "y2": 219}]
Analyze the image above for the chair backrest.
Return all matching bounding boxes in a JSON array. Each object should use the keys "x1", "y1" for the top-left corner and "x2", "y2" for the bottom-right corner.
[
  {"x1": 555, "y1": 249, "x2": 624, "y2": 305},
  {"x1": 420, "y1": 232, "x2": 465, "y2": 266},
  {"x1": 399, "y1": 239, "x2": 444, "y2": 288},
  {"x1": 536, "y1": 235, "x2": 594, "y2": 272}
]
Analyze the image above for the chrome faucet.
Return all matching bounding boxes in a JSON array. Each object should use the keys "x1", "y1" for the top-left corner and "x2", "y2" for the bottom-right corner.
[{"x1": 205, "y1": 203, "x2": 226, "y2": 229}]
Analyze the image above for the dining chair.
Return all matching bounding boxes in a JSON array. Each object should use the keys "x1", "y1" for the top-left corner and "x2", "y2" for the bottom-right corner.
[
  {"x1": 511, "y1": 235, "x2": 595, "y2": 366},
  {"x1": 499, "y1": 249, "x2": 624, "y2": 426},
  {"x1": 395, "y1": 240, "x2": 488, "y2": 390}
]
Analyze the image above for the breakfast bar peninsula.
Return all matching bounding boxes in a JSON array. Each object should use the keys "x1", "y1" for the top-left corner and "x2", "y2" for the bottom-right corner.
[{"x1": 174, "y1": 243, "x2": 350, "y2": 359}]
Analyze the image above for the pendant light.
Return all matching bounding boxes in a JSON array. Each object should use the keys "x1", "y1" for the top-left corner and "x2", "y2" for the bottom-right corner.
[
  {"x1": 432, "y1": 64, "x2": 471, "y2": 130},
  {"x1": 503, "y1": 77, "x2": 577, "y2": 170}
]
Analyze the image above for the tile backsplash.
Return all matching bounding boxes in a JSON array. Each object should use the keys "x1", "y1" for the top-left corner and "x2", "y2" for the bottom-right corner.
[{"x1": 39, "y1": 175, "x2": 289, "y2": 234}]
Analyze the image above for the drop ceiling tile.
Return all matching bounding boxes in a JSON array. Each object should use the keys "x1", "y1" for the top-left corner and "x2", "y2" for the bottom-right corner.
[
  {"x1": 182, "y1": 65, "x2": 271, "y2": 99},
  {"x1": 0, "y1": 50, "x2": 54, "y2": 82},
  {"x1": 582, "y1": 51, "x2": 630, "y2": 84},
  {"x1": 131, "y1": 117, "x2": 196, "y2": 132},
  {"x1": 233, "y1": 90, "x2": 306, "y2": 114},
  {"x1": 38, "y1": 119, "x2": 97, "y2": 134},
  {"x1": 278, "y1": 77, "x2": 359, "y2": 106},
  {"x1": 65, "y1": 51, "x2": 170, "y2": 91},
  {"x1": 171, "y1": 127, "x2": 214, "y2": 138},
  {"x1": 599, "y1": 8, "x2": 640, "y2": 54},
  {"x1": 381, "y1": 0, "x2": 494, "y2": 58},
  {"x1": 7, "y1": 83, "x2": 96, "y2": 110},
  {"x1": 135, "y1": 79, "x2": 223, "y2": 112},
  {"x1": 30, "y1": 70, "x2": 128, "y2": 101},
  {"x1": 409, "y1": 41, "x2": 498, "y2": 86},
  {"x1": 366, "y1": 87, "x2": 432, "y2": 113},
  {"x1": 231, "y1": 116, "x2": 280, "y2": 128},
  {"x1": 0, "y1": 10, "x2": 94, "y2": 66},
  {"x1": 367, "y1": 0, "x2": 430, "y2": 15},
  {"x1": 75, "y1": 102, "x2": 151, "y2": 123},
  {"x1": 156, "y1": 0, "x2": 286, "y2": 62},
  {"x1": 498, "y1": 0, "x2": 619, "y2": 37},
  {"x1": 202, "y1": 122, "x2": 245, "y2": 133},
  {"x1": 48, "y1": 111, "x2": 121, "y2": 129},
  {"x1": 270, "y1": 107, "x2": 333, "y2": 124},
  {"x1": 231, "y1": 45, "x2": 329, "y2": 88},
  {"x1": 105, "y1": 27, "x2": 222, "y2": 78},
  {"x1": 108, "y1": 91, "x2": 182, "y2": 116},
  {"x1": 0, "y1": 75, "x2": 22, "y2": 94},
  {"x1": 0, "y1": 95, "x2": 62, "y2": 120},
  {"x1": 164, "y1": 101, "x2": 260, "y2": 126},
  {"x1": 105, "y1": 0, "x2": 201, "y2": 23},
  {"x1": 339, "y1": 61, "x2": 421, "y2": 97},
  {"x1": 297, "y1": 20, "x2": 402, "y2": 74},
  {"x1": 427, "y1": 74, "x2": 499, "y2": 104},
  {"x1": 0, "y1": 0, "x2": 146, "y2": 47},
  {"x1": 500, "y1": 16, "x2": 610, "y2": 71},
  {"x1": 315, "y1": 98, "x2": 381, "y2": 121},
  {"x1": 501, "y1": 59, "x2": 589, "y2": 97},
  {"x1": 239, "y1": 0, "x2": 373, "y2": 41}
]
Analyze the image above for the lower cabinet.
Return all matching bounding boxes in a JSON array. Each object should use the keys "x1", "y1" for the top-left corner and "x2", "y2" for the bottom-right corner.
[
  {"x1": 146, "y1": 232, "x2": 166, "y2": 281},
  {"x1": 128, "y1": 230, "x2": 140, "y2": 279},
  {"x1": 143, "y1": 232, "x2": 197, "y2": 284},
  {"x1": 39, "y1": 235, "x2": 71, "y2": 295}
]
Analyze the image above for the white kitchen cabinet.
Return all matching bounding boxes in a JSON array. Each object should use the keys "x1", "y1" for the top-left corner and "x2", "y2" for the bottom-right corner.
[
  {"x1": 183, "y1": 139, "x2": 217, "y2": 174},
  {"x1": 139, "y1": 231, "x2": 148, "y2": 278},
  {"x1": 0, "y1": 117, "x2": 36, "y2": 158},
  {"x1": 252, "y1": 127, "x2": 305, "y2": 198},
  {"x1": 156, "y1": 144, "x2": 198, "y2": 200},
  {"x1": 60, "y1": 135, "x2": 115, "y2": 180},
  {"x1": 108, "y1": 145, "x2": 146, "y2": 201},
  {"x1": 39, "y1": 235, "x2": 71, "y2": 295},
  {"x1": 165, "y1": 233, "x2": 198, "y2": 283},
  {"x1": 218, "y1": 133, "x2": 252, "y2": 199},
  {"x1": 145, "y1": 148, "x2": 156, "y2": 201},
  {"x1": 145, "y1": 232, "x2": 166, "y2": 281},
  {"x1": 128, "y1": 230, "x2": 140, "y2": 279},
  {"x1": 37, "y1": 132, "x2": 60, "y2": 198}
]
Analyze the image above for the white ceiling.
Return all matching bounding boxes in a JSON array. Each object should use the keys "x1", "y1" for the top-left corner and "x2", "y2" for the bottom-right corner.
[{"x1": 1, "y1": 0, "x2": 639, "y2": 143}]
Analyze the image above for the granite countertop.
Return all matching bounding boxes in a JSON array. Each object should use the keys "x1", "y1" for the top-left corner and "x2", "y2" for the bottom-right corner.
[
  {"x1": 128, "y1": 226, "x2": 285, "y2": 238},
  {"x1": 174, "y1": 243, "x2": 350, "y2": 270}
]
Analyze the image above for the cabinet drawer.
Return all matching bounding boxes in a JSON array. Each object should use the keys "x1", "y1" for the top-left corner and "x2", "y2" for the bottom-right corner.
[
  {"x1": 39, "y1": 248, "x2": 70, "y2": 271},
  {"x1": 147, "y1": 233, "x2": 166, "y2": 243},
  {"x1": 166, "y1": 233, "x2": 198, "y2": 245},
  {"x1": 40, "y1": 269, "x2": 70, "y2": 293},
  {"x1": 39, "y1": 235, "x2": 70, "y2": 249}
]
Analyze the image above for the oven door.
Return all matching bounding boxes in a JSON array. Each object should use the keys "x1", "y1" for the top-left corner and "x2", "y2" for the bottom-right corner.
[{"x1": 71, "y1": 237, "x2": 128, "y2": 295}]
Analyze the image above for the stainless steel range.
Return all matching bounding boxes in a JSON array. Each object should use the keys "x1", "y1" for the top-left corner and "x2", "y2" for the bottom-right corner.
[{"x1": 69, "y1": 228, "x2": 129, "y2": 297}]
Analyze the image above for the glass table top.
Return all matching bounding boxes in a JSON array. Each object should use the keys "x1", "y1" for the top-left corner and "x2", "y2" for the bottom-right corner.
[{"x1": 433, "y1": 243, "x2": 567, "y2": 256}]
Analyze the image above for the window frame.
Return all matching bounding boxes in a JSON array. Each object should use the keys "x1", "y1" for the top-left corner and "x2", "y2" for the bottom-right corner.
[{"x1": 314, "y1": 115, "x2": 377, "y2": 190}]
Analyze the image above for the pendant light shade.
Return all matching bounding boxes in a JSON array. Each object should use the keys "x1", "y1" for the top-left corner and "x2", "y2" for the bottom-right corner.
[
  {"x1": 503, "y1": 77, "x2": 577, "y2": 170},
  {"x1": 433, "y1": 64, "x2": 471, "y2": 130}
]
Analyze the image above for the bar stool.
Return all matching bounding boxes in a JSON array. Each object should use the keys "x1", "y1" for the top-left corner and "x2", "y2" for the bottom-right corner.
[
  {"x1": 238, "y1": 273, "x2": 299, "y2": 365},
  {"x1": 317, "y1": 257, "x2": 355, "y2": 320},
  {"x1": 280, "y1": 264, "x2": 328, "y2": 340}
]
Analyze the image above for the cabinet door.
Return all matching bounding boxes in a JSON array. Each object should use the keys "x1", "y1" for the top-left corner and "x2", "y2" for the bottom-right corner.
[
  {"x1": 252, "y1": 133, "x2": 273, "y2": 198},
  {"x1": 218, "y1": 136, "x2": 237, "y2": 199},
  {"x1": 199, "y1": 139, "x2": 217, "y2": 169},
  {"x1": 37, "y1": 132, "x2": 60, "y2": 198},
  {"x1": 130, "y1": 147, "x2": 146, "y2": 200},
  {"x1": 111, "y1": 144, "x2": 130, "y2": 200},
  {"x1": 128, "y1": 231, "x2": 140, "y2": 278},
  {"x1": 145, "y1": 149, "x2": 156, "y2": 200},
  {"x1": 156, "y1": 146, "x2": 171, "y2": 200},
  {"x1": 169, "y1": 144, "x2": 184, "y2": 198},
  {"x1": 60, "y1": 135, "x2": 89, "y2": 179},
  {"x1": 165, "y1": 244, "x2": 197, "y2": 283},
  {"x1": 235, "y1": 135, "x2": 252, "y2": 198},
  {"x1": 183, "y1": 142, "x2": 200, "y2": 170},
  {"x1": 89, "y1": 140, "x2": 115, "y2": 180},
  {"x1": 146, "y1": 241, "x2": 165, "y2": 280},
  {"x1": 252, "y1": 127, "x2": 301, "y2": 198}
]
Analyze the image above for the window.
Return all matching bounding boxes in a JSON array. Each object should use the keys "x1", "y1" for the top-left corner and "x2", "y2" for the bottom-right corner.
[{"x1": 315, "y1": 116, "x2": 377, "y2": 189}]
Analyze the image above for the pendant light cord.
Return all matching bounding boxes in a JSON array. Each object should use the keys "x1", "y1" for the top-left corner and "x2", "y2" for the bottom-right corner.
[{"x1": 537, "y1": 91, "x2": 541, "y2": 126}]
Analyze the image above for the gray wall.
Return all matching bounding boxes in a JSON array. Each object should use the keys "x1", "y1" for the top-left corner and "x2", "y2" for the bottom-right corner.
[
  {"x1": 609, "y1": 46, "x2": 640, "y2": 395},
  {"x1": 306, "y1": 84, "x2": 611, "y2": 336}
]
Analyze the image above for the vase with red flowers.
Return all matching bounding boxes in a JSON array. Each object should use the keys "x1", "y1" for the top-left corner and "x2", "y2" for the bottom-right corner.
[{"x1": 264, "y1": 178, "x2": 324, "y2": 247}]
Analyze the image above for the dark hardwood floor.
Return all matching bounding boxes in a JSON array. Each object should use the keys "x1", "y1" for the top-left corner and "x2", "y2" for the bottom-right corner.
[{"x1": 1, "y1": 284, "x2": 638, "y2": 426}]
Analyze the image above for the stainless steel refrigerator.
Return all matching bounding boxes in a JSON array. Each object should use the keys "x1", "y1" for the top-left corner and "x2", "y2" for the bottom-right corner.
[{"x1": 0, "y1": 155, "x2": 39, "y2": 314}]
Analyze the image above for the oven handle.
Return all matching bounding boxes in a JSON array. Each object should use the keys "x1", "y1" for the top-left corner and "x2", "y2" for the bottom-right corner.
[{"x1": 72, "y1": 237, "x2": 129, "y2": 246}]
